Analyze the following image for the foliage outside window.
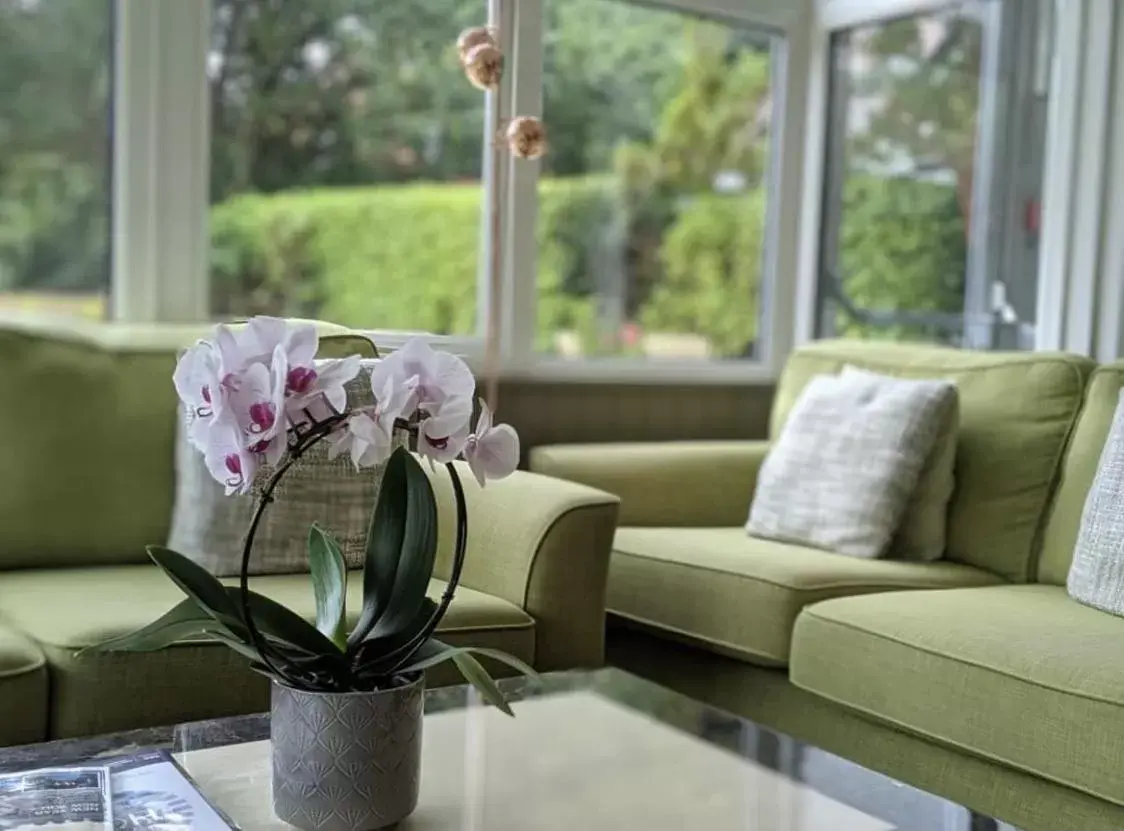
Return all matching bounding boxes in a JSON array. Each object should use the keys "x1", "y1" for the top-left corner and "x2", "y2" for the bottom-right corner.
[
  {"x1": 208, "y1": 0, "x2": 487, "y2": 334},
  {"x1": 537, "y1": 1, "x2": 777, "y2": 361},
  {"x1": 819, "y1": 8, "x2": 986, "y2": 345},
  {"x1": 0, "y1": 0, "x2": 112, "y2": 321}
]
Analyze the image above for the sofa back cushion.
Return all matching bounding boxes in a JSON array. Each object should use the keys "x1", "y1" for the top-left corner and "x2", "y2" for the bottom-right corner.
[
  {"x1": 1038, "y1": 364, "x2": 1124, "y2": 585},
  {"x1": 771, "y1": 340, "x2": 1092, "y2": 582},
  {"x1": 0, "y1": 318, "x2": 366, "y2": 571},
  {"x1": 0, "y1": 323, "x2": 182, "y2": 569}
]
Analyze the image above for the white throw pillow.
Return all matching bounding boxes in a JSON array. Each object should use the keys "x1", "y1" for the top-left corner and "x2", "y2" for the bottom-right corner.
[
  {"x1": 840, "y1": 366, "x2": 959, "y2": 561},
  {"x1": 1067, "y1": 390, "x2": 1124, "y2": 616},
  {"x1": 746, "y1": 371, "x2": 958, "y2": 559}
]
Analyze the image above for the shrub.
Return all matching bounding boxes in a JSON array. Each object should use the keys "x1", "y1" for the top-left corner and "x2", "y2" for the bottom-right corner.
[
  {"x1": 210, "y1": 173, "x2": 968, "y2": 352},
  {"x1": 211, "y1": 178, "x2": 613, "y2": 339},
  {"x1": 641, "y1": 191, "x2": 766, "y2": 358}
]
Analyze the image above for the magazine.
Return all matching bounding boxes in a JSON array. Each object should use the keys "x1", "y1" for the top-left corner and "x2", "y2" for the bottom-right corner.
[
  {"x1": 0, "y1": 752, "x2": 238, "y2": 831},
  {"x1": 104, "y1": 751, "x2": 238, "y2": 830},
  {"x1": 0, "y1": 766, "x2": 113, "y2": 831}
]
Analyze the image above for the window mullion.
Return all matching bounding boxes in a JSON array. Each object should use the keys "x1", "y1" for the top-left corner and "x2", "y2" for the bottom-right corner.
[
  {"x1": 502, "y1": 0, "x2": 544, "y2": 371},
  {"x1": 112, "y1": 0, "x2": 209, "y2": 323}
]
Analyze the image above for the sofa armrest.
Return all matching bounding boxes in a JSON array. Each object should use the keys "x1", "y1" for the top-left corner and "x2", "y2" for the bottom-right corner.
[
  {"x1": 425, "y1": 463, "x2": 619, "y2": 672},
  {"x1": 529, "y1": 440, "x2": 770, "y2": 527}
]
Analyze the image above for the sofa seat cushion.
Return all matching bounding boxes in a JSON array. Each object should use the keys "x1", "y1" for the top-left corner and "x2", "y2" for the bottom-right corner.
[
  {"x1": 0, "y1": 566, "x2": 535, "y2": 738},
  {"x1": 608, "y1": 528, "x2": 1001, "y2": 666},
  {"x1": 791, "y1": 584, "x2": 1124, "y2": 807},
  {"x1": 0, "y1": 626, "x2": 48, "y2": 747}
]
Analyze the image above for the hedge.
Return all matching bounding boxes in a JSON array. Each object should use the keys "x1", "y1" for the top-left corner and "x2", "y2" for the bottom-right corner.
[{"x1": 210, "y1": 174, "x2": 965, "y2": 356}]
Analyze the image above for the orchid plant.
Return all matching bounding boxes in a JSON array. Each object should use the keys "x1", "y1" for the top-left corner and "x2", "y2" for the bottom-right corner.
[{"x1": 91, "y1": 317, "x2": 532, "y2": 713}]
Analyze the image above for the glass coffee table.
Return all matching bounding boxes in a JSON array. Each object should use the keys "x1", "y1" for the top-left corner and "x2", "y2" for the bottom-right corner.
[{"x1": 0, "y1": 669, "x2": 1018, "y2": 830}]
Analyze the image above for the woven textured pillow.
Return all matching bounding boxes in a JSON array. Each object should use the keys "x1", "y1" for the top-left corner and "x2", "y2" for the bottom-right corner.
[
  {"x1": 840, "y1": 366, "x2": 959, "y2": 561},
  {"x1": 1067, "y1": 390, "x2": 1124, "y2": 616},
  {"x1": 167, "y1": 360, "x2": 404, "y2": 576},
  {"x1": 746, "y1": 371, "x2": 957, "y2": 559}
]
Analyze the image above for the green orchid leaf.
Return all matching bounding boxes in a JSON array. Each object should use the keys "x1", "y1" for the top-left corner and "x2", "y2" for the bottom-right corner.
[
  {"x1": 221, "y1": 588, "x2": 345, "y2": 660},
  {"x1": 397, "y1": 639, "x2": 538, "y2": 681},
  {"x1": 453, "y1": 652, "x2": 514, "y2": 717},
  {"x1": 364, "y1": 451, "x2": 439, "y2": 641},
  {"x1": 80, "y1": 599, "x2": 222, "y2": 655},
  {"x1": 350, "y1": 598, "x2": 438, "y2": 679},
  {"x1": 348, "y1": 448, "x2": 411, "y2": 647},
  {"x1": 146, "y1": 546, "x2": 344, "y2": 665},
  {"x1": 146, "y1": 546, "x2": 244, "y2": 630},
  {"x1": 395, "y1": 637, "x2": 535, "y2": 717},
  {"x1": 308, "y1": 524, "x2": 348, "y2": 650}
]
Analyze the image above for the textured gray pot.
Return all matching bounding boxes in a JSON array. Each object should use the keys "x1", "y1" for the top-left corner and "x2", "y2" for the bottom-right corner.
[{"x1": 271, "y1": 675, "x2": 424, "y2": 831}]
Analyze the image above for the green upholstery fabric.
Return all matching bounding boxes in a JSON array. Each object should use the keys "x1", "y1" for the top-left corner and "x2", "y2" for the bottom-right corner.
[
  {"x1": 1039, "y1": 363, "x2": 1124, "y2": 585},
  {"x1": 427, "y1": 463, "x2": 619, "y2": 670},
  {"x1": 608, "y1": 625, "x2": 1124, "y2": 831},
  {"x1": 0, "y1": 625, "x2": 48, "y2": 746},
  {"x1": 0, "y1": 321, "x2": 369, "y2": 571},
  {"x1": 530, "y1": 440, "x2": 768, "y2": 527},
  {"x1": 0, "y1": 566, "x2": 535, "y2": 738},
  {"x1": 608, "y1": 527, "x2": 1001, "y2": 665},
  {"x1": 791, "y1": 584, "x2": 1124, "y2": 807},
  {"x1": 771, "y1": 340, "x2": 1093, "y2": 581}
]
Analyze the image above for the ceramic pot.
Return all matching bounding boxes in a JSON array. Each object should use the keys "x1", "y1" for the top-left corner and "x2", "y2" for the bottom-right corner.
[{"x1": 271, "y1": 675, "x2": 424, "y2": 831}]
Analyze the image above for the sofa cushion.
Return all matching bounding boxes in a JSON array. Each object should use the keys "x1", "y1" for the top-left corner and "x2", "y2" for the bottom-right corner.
[
  {"x1": 608, "y1": 527, "x2": 1001, "y2": 666},
  {"x1": 0, "y1": 566, "x2": 535, "y2": 738},
  {"x1": 749, "y1": 371, "x2": 956, "y2": 559},
  {"x1": 0, "y1": 626, "x2": 49, "y2": 747},
  {"x1": 791, "y1": 584, "x2": 1124, "y2": 808},
  {"x1": 0, "y1": 320, "x2": 364, "y2": 571},
  {"x1": 1040, "y1": 363, "x2": 1124, "y2": 585},
  {"x1": 770, "y1": 340, "x2": 1093, "y2": 582}
]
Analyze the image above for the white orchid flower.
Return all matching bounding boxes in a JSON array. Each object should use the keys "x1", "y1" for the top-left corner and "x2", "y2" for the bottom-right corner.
[
  {"x1": 369, "y1": 338, "x2": 475, "y2": 420},
  {"x1": 202, "y1": 417, "x2": 259, "y2": 495},
  {"x1": 285, "y1": 355, "x2": 362, "y2": 423},
  {"x1": 370, "y1": 368, "x2": 418, "y2": 437},
  {"x1": 227, "y1": 345, "x2": 289, "y2": 465},
  {"x1": 215, "y1": 316, "x2": 318, "y2": 372},
  {"x1": 173, "y1": 340, "x2": 228, "y2": 451},
  {"x1": 418, "y1": 395, "x2": 473, "y2": 465},
  {"x1": 463, "y1": 401, "x2": 520, "y2": 486},
  {"x1": 328, "y1": 411, "x2": 395, "y2": 470}
]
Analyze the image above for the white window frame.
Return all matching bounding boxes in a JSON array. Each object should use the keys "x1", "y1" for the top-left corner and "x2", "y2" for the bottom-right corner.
[
  {"x1": 800, "y1": 0, "x2": 1106, "y2": 358},
  {"x1": 510, "y1": 0, "x2": 808, "y2": 383},
  {"x1": 109, "y1": 0, "x2": 807, "y2": 384},
  {"x1": 112, "y1": 0, "x2": 210, "y2": 323},
  {"x1": 1037, "y1": 0, "x2": 1121, "y2": 359},
  {"x1": 94, "y1": 0, "x2": 1124, "y2": 373}
]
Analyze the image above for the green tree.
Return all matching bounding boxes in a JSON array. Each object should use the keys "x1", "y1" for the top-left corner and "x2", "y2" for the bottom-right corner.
[
  {"x1": 209, "y1": 0, "x2": 487, "y2": 202},
  {"x1": 640, "y1": 192, "x2": 765, "y2": 358},
  {"x1": 0, "y1": 0, "x2": 111, "y2": 293},
  {"x1": 830, "y1": 11, "x2": 981, "y2": 338}
]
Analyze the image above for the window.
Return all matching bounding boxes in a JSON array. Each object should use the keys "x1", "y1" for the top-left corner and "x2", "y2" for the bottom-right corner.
[
  {"x1": 816, "y1": 1, "x2": 1048, "y2": 349},
  {"x1": 535, "y1": 0, "x2": 782, "y2": 361},
  {"x1": 208, "y1": 1, "x2": 487, "y2": 335},
  {"x1": 0, "y1": 0, "x2": 113, "y2": 321}
]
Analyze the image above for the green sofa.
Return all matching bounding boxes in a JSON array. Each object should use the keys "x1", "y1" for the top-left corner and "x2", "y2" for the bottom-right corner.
[
  {"x1": 531, "y1": 339, "x2": 1124, "y2": 831},
  {"x1": 0, "y1": 319, "x2": 619, "y2": 746}
]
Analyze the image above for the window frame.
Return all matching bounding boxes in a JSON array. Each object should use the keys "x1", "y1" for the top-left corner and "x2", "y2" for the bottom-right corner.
[
  {"x1": 112, "y1": 0, "x2": 210, "y2": 324},
  {"x1": 107, "y1": 0, "x2": 803, "y2": 383},
  {"x1": 800, "y1": 0, "x2": 1109, "y2": 359},
  {"x1": 810, "y1": 0, "x2": 1043, "y2": 349},
  {"x1": 107, "y1": 0, "x2": 1105, "y2": 379}
]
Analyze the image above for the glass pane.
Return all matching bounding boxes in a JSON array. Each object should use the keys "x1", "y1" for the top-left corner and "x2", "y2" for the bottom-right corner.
[
  {"x1": 817, "y1": 2, "x2": 1043, "y2": 348},
  {"x1": 209, "y1": 1, "x2": 485, "y2": 333},
  {"x1": 536, "y1": 0, "x2": 779, "y2": 360},
  {"x1": 0, "y1": 0, "x2": 112, "y2": 321}
]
